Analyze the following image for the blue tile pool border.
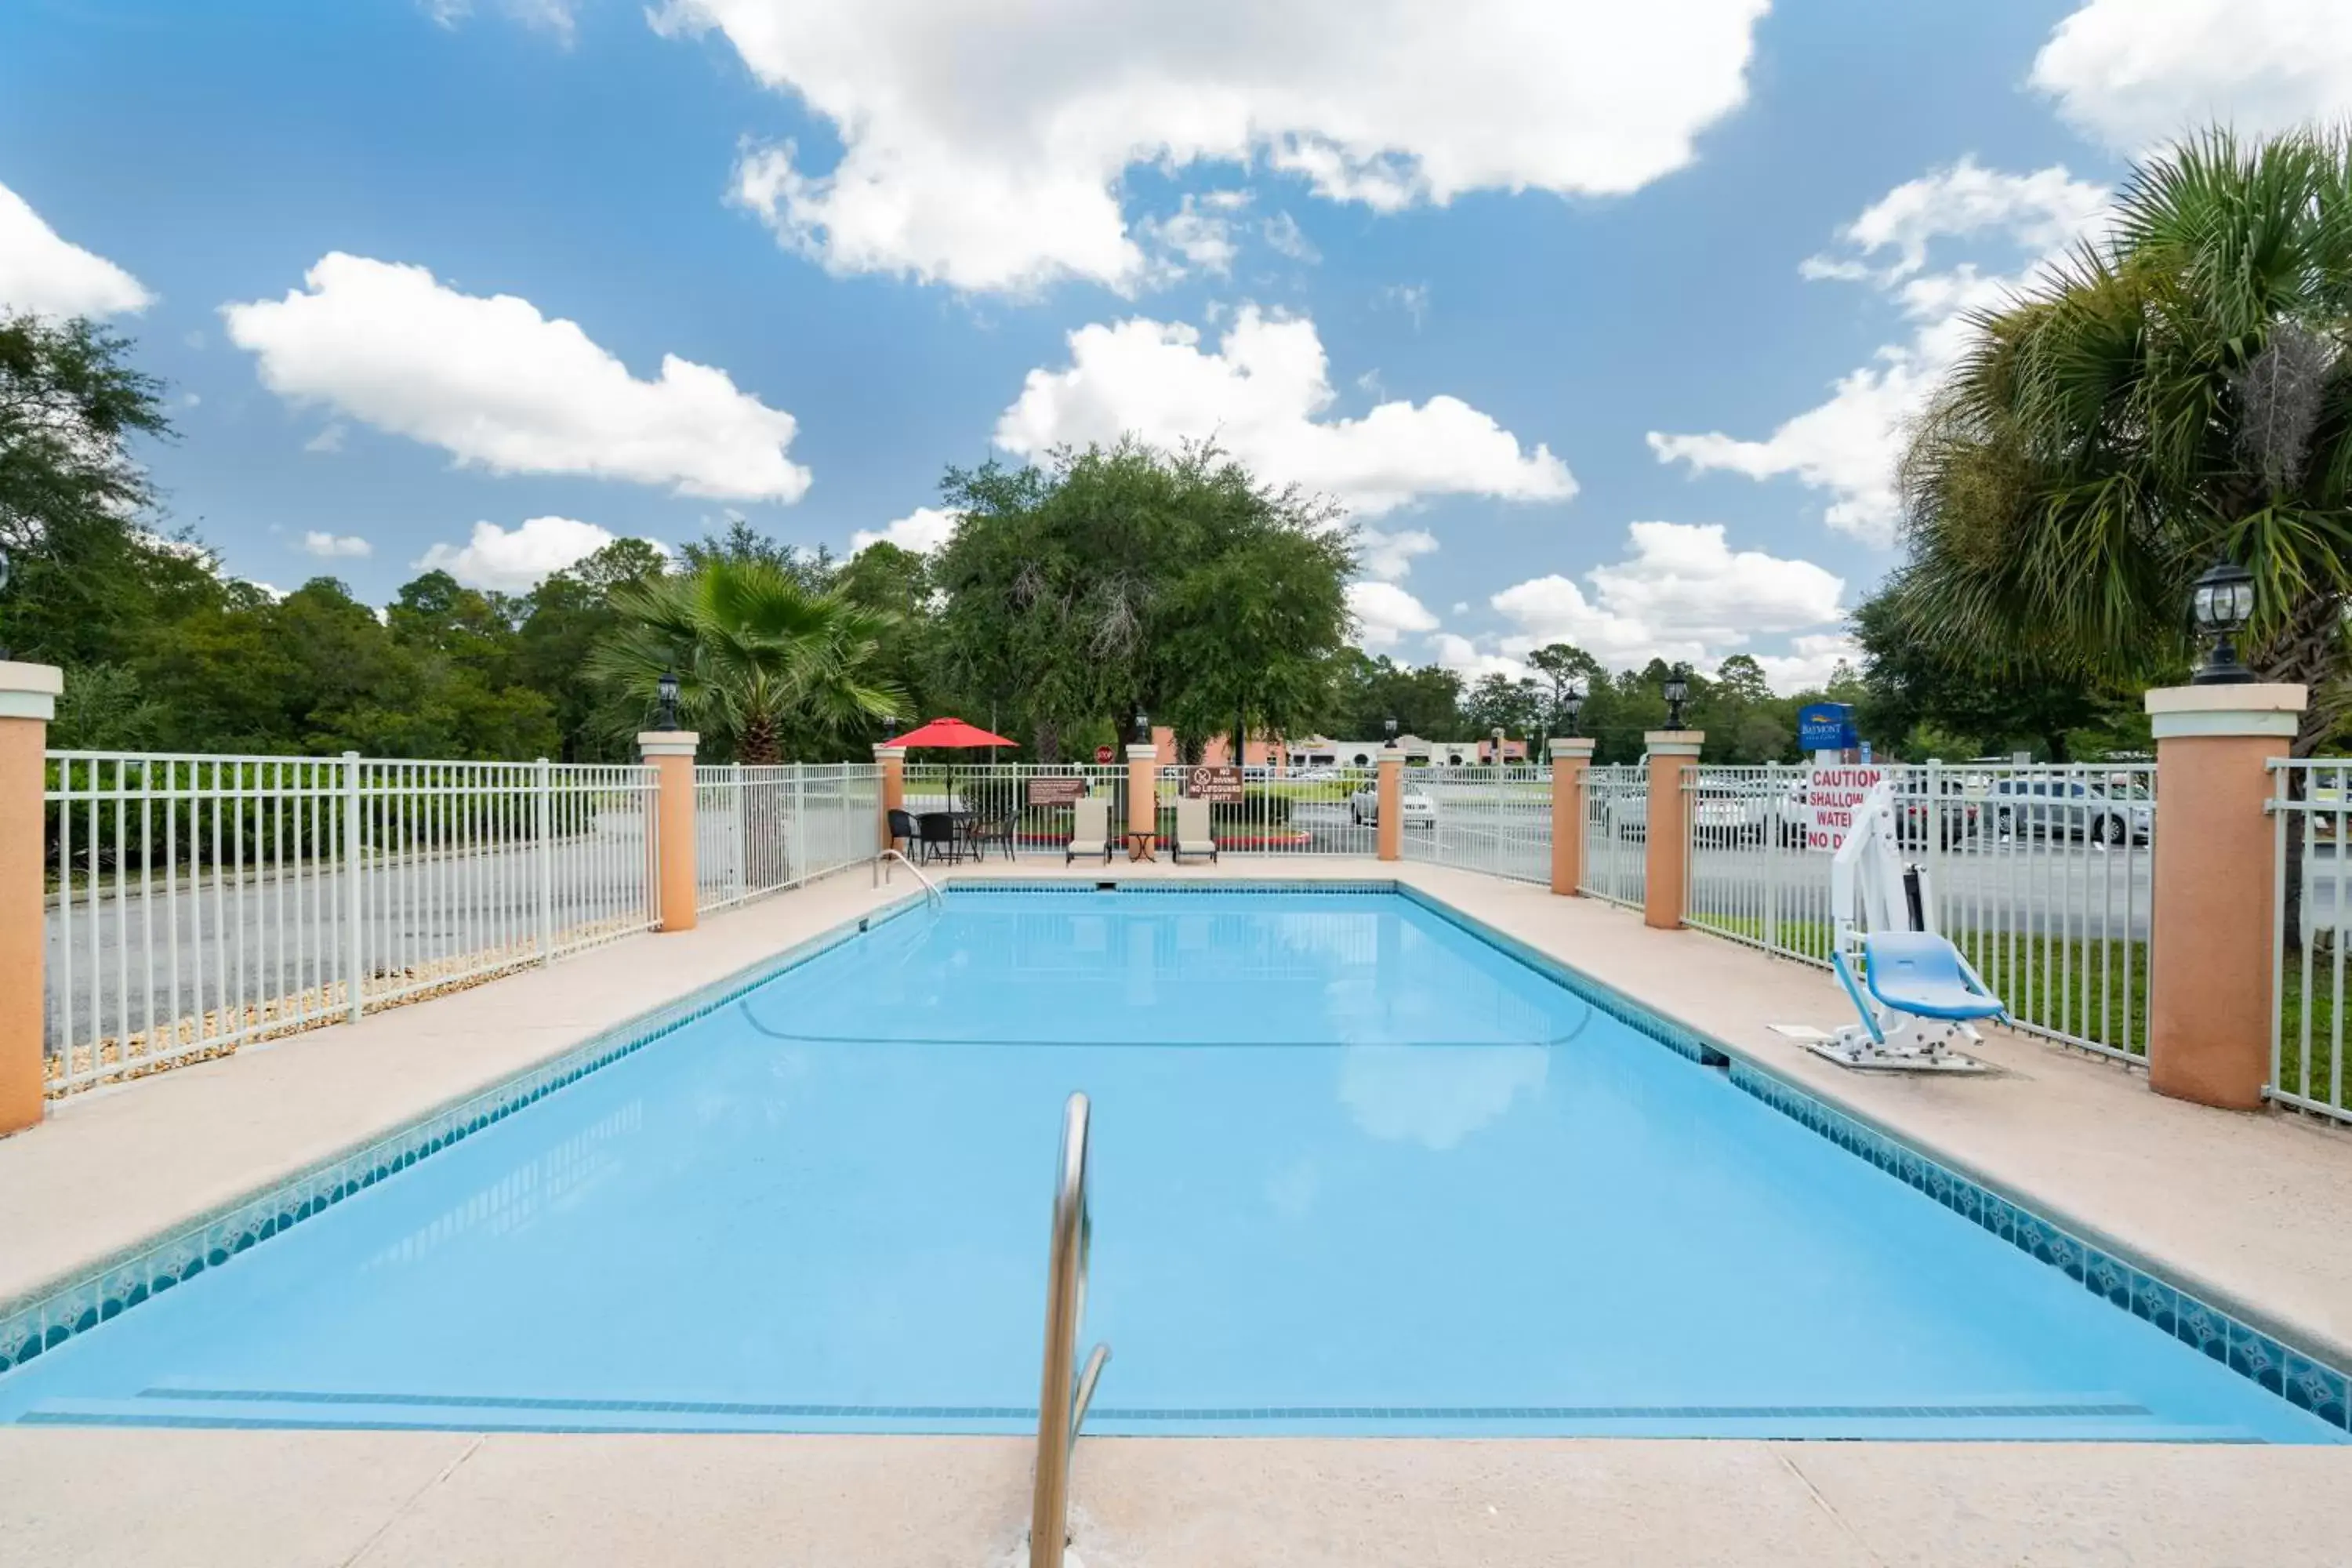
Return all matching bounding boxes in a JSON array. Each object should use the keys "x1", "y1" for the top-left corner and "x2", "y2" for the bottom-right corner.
[
  {"x1": 0, "y1": 889, "x2": 932, "y2": 1378},
  {"x1": 1392, "y1": 881, "x2": 2352, "y2": 1437},
  {"x1": 6, "y1": 873, "x2": 2347, "y2": 1440}
]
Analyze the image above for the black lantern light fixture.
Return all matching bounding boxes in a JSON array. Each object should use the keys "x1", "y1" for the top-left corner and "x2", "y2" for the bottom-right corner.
[
  {"x1": 1132, "y1": 708, "x2": 1151, "y2": 746},
  {"x1": 1662, "y1": 663, "x2": 1692, "y2": 729},
  {"x1": 1559, "y1": 682, "x2": 1584, "y2": 736},
  {"x1": 1383, "y1": 714, "x2": 1399, "y2": 746},
  {"x1": 655, "y1": 669, "x2": 682, "y2": 731},
  {"x1": 2190, "y1": 555, "x2": 2256, "y2": 685}
]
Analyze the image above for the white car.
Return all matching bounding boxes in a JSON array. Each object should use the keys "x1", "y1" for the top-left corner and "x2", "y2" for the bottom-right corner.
[{"x1": 1349, "y1": 783, "x2": 1437, "y2": 827}]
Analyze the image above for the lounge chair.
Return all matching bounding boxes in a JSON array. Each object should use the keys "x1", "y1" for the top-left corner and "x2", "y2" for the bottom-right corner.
[
  {"x1": 1066, "y1": 796, "x2": 1112, "y2": 864},
  {"x1": 1172, "y1": 795, "x2": 1218, "y2": 864}
]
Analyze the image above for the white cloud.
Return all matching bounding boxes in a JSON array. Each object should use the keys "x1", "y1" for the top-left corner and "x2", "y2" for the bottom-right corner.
[
  {"x1": 299, "y1": 531, "x2": 372, "y2": 559},
  {"x1": 304, "y1": 423, "x2": 347, "y2": 454},
  {"x1": 223, "y1": 253, "x2": 810, "y2": 501},
  {"x1": 1649, "y1": 160, "x2": 2108, "y2": 543},
  {"x1": 0, "y1": 180, "x2": 151, "y2": 318},
  {"x1": 1485, "y1": 521, "x2": 1845, "y2": 670},
  {"x1": 416, "y1": 516, "x2": 623, "y2": 592},
  {"x1": 2033, "y1": 0, "x2": 2352, "y2": 151},
  {"x1": 1432, "y1": 633, "x2": 1533, "y2": 684},
  {"x1": 1263, "y1": 212, "x2": 1320, "y2": 264},
  {"x1": 422, "y1": 0, "x2": 577, "y2": 40},
  {"x1": 665, "y1": 0, "x2": 1769, "y2": 294},
  {"x1": 1751, "y1": 632, "x2": 1862, "y2": 695},
  {"x1": 1356, "y1": 526, "x2": 1438, "y2": 582},
  {"x1": 1137, "y1": 194, "x2": 1241, "y2": 278},
  {"x1": 997, "y1": 307, "x2": 1573, "y2": 517},
  {"x1": 1339, "y1": 1044, "x2": 1547, "y2": 1149},
  {"x1": 1382, "y1": 283, "x2": 1430, "y2": 329},
  {"x1": 851, "y1": 505, "x2": 959, "y2": 554},
  {"x1": 1347, "y1": 581, "x2": 1439, "y2": 650}
]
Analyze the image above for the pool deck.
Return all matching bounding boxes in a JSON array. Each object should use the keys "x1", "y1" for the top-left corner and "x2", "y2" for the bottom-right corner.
[{"x1": 7, "y1": 856, "x2": 2352, "y2": 1565}]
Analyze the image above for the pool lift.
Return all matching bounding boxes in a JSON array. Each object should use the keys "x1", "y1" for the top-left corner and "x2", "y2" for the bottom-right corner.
[{"x1": 1782, "y1": 779, "x2": 2002, "y2": 1074}]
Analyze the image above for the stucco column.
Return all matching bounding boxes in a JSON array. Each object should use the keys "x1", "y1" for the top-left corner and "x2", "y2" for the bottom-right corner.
[
  {"x1": 1125, "y1": 744, "x2": 1159, "y2": 840},
  {"x1": 1377, "y1": 746, "x2": 1403, "y2": 862},
  {"x1": 637, "y1": 731, "x2": 699, "y2": 934},
  {"x1": 1550, "y1": 736, "x2": 1595, "y2": 896},
  {"x1": 1642, "y1": 731, "x2": 1703, "y2": 931},
  {"x1": 2145, "y1": 684, "x2": 2306, "y2": 1109},
  {"x1": 2, "y1": 662, "x2": 63, "y2": 1134},
  {"x1": 873, "y1": 743, "x2": 906, "y2": 851}
]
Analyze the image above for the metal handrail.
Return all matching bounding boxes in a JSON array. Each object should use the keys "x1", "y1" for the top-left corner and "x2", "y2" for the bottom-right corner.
[
  {"x1": 872, "y1": 847, "x2": 943, "y2": 908},
  {"x1": 1029, "y1": 1092, "x2": 1109, "y2": 1568}
]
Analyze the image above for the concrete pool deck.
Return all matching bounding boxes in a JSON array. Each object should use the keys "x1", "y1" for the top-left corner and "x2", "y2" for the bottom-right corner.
[{"x1": 6, "y1": 857, "x2": 2352, "y2": 1564}]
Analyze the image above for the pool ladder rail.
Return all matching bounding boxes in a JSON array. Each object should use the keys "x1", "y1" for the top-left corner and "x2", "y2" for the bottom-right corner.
[
  {"x1": 1030, "y1": 1091, "x2": 1110, "y2": 1568},
  {"x1": 871, "y1": 848, "x2": 944, "y2": 909}
]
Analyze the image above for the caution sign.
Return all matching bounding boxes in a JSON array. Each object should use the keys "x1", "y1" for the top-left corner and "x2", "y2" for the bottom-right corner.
[{"x1": 1806, "y1": 765, "x2": 1884, "y2": 852}]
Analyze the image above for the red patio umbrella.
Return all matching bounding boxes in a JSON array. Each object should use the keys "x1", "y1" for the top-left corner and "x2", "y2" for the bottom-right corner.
[
  {"x1": 884, "y1": 717, "x2": 1018, "y2": 750},
  {"x1": 884, "y1": 717, "x2": 1019, "y2": 815}
]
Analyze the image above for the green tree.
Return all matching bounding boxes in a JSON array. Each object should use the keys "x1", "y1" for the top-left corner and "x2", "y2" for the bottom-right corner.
[
  {"x1": 1319, "y1": 650, "x2": 1464, "y2": 739},
  {"x1": 587, "y1": 558, "x2": 906, "y2": 763},
  {"x1": 1892, "y1": 128, "x2": 2352, "y2": 753}
]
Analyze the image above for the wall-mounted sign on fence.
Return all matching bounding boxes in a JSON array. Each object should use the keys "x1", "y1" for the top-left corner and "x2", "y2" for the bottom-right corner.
[
  {"x1": 1806, "y1": 764, "x2": 1884, "y2": 852},
  {"x1": 1185, "y1": 765, "x2": 1243, "y2": 802},
  {"x1": 1026, "y1": 775, "x2": 1088, "y2": 806}
]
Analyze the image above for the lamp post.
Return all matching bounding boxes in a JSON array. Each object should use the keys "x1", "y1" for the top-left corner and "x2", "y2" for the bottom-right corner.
[
  {"x1": 655, "y1": 669, "x2": 682, "y2": 731},
  {"x1": 1663, "y1": 664, "x2": 1691, "y2": 730},
  {"x1": 2190, "y1": 556, "x2": 2256, "y2": 685},
  {"x1": 1132, "y1": 709, "x2": 1151, "y2": 746},
  {"x1": 1559, "y1": 683, "x2": 1584, "y2": 737},
  {"x1": 1383, "y1": 714, "x2": 1399, "y2": 749}
]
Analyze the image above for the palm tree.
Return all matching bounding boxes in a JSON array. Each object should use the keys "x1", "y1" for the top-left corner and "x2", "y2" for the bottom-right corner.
[
  {"x1": 1893, "y1": 126, "x2": 2352, "y2": 754},
  {"x1": 586, "y1": 559, "x2": 906, "y2": 763}
]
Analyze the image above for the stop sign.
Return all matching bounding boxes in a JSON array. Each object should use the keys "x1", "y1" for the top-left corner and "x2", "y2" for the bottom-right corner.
[{"x1": 1094, "y1": 745, "x2": 1114, "y2": 763}]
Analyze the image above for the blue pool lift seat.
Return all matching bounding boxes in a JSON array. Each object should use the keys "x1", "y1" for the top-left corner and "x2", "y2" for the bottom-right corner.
[{"x1": 1860, "y1": 931, "x2": 2005, "y2": 1022}]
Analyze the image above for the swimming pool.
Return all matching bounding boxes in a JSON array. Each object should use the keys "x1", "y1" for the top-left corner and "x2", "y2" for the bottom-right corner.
[{"x1": 1, "y1": 885, "x2": 2340, "y2": 1441}]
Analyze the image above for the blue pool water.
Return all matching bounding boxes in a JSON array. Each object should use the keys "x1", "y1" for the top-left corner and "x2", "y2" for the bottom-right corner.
[{"x1": 2, "y1": 888, "x2": 2336, "y2": 1441}]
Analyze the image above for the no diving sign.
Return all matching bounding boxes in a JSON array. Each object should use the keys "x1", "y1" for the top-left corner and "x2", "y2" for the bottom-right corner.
[{"x1": 1806, "y1": 765, "x2": 1882, "y2": 852}]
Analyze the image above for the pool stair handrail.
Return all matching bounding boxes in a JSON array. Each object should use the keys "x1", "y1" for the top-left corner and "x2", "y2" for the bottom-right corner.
[
  {"x1": 1030, "y1": 1091, "x2": 1111, "y2": 1568},
  {"x1": 871, "y1": 847, "x2": 943, "y2": 909}
]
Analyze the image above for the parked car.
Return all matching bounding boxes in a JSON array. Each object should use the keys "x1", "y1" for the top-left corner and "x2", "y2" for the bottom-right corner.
[
  {"x1": 1690, "y1": 784, "x2": 1769, "y2": 844},
  {"x1": 1896, "y1": 777, "x2": 1978, "y2": 848},
  {"x1": 1349, "y1": 782, "x2": 1437, "y2": 827},
  {"x1": 1986, "y1": 778, "x2": 2151, "y2": 844}
]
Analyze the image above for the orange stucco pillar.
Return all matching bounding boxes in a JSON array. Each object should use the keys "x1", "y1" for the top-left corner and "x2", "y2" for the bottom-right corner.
[
  {"x1": 1550, "y1": 736, "x2": 1594, "y2": 895},
  {"x1": 1642, "y1": 731, "x2": 1703, "y2": 930},
  {"x1": 1377, "y1": 746, "x2": 1403, "y2": 861},
  {"x1": 874, "y1": 743, "x2": 906, "y2": 851},
  {"x1": 638, "y1": 731, "x2": 699, "y2": 934},
  {"x1": 1, "y1": 662, "x2": 63, "y2": 1134},
  {"x1": 1125, "y1": 744, "x2": 1159, "y2": 841},
  {"x1": 2144, "y1": 684, "x2": 2306, "y2": 1109}
]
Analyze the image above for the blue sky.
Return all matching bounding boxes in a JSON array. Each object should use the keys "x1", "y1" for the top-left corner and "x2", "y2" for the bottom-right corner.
[{"x1": 2, "y1": 0, "x2": 2337, "y2": 690}]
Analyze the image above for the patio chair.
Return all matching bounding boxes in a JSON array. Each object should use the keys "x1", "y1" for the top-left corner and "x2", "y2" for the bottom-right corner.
[
  {"x1": 1172, "y1": 795, "x2": 1219, "y2": 864},
  {"x1": 916, "y1": 811, "x2": 963, "y2": 866},
  {"x1": 886, "y1": 808, "x2": 917, "y2": 860},
  {"x1": 968, "y1": 809, "x2": 1018, "y2": 862},
  {"x1": 1066, "y1": 796, "x2": 1112, "y2": 864}
]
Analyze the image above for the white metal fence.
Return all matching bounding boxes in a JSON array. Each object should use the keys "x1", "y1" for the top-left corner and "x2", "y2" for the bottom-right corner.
[
  {"x1": 44, "y1": 751, "x2": 659, "y2": 1096},
  {"x1": 2268, "y1": 759, "x2": 2352, "y2": 1123},
  {"x1": 695, "y1": 763, "x2": 882, "y2": 912},
  {"x1": 1679, "y1": 760, "x2": 2156, "y2": 1063},
  {"x1": 1577, "y1": 764, "x2": 1647, "y2": 909},
  {"x1": 888, "y1": 763, "x2": 1389, "y2": 860},
  {"x1": 1400, "y1": 765, "x2": 1549, "y2": 882}
]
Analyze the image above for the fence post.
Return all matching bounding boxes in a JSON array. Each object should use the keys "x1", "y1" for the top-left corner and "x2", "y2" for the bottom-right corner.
[
  {"x1": 729, "y1": 760, "x2": 746, "y2": 905},
  {"x1": 793, "y1": 766, "x2": 808, "y2": 883},
  {"x1": 1642, "y1": 728, "x2": 1704, "y2": 931},
  {"x1": 2144, "y1": 683, "x2": 2307, "y2": 1109},
  {"x1": 1125, "y1": 744, "x2": 1160, "y2": 848},
  {"x1": 1549, "y1": 737, "x2": 1594, "y2": 894},
  {"x1": 1763, "y1": 760, "x2": 1781, "y2": 953},
  {"x1": 638, "y1": 730, "x2": 699, "y2": 934},
  {"x1": 1377, "y1": 745, "x2": 1403, "y2": 862},
  {"x1": 0, "y1": 662, "x2": 61, "y2": 1134},
  {"x1": 533, "y1": 757, "x2": 554, "y2": 964},
  {"x1": 342, "y1": 751, "x2": 365, "y2": 1022},
  {"x1": 874, "y1": 744, "x2": 906, "y2": 853}
]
